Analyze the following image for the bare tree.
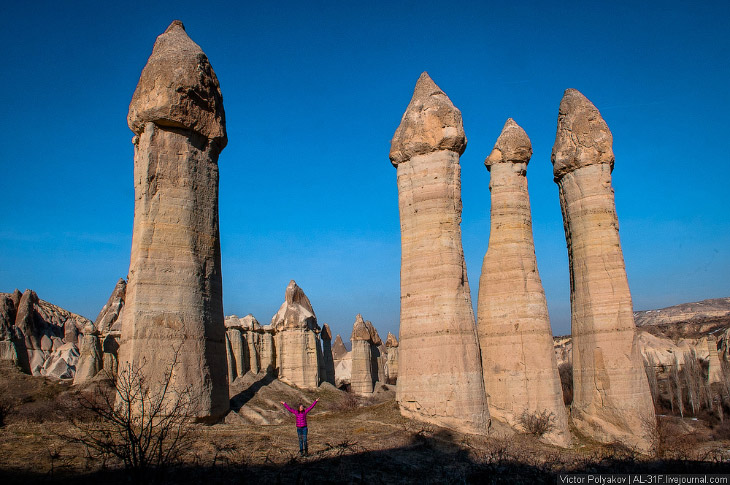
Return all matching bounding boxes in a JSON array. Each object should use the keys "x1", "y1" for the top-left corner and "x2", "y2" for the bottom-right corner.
[
  {"x1": 68, "y1": 348, "x2": 199, "y2": 482},
  {"x1": 683, "y1": 350, "x2": 701, "y2": 416},
  {"x1": 518, "y1": 409, "x2": 555, "y2": 438}
]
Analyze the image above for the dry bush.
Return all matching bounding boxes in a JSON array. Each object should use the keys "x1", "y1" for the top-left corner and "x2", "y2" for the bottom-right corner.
[
  {"x1": 0, "y1": 398, "x2": 13, "y2": 426},
  {"x1": 518, "y1": 409, "x2": 555, "y2": 438},
  {"x1": 558, "y1": 362, "x2": 573, "y2": 406},
  {"x1": 67, "y1": 349, "x2": 199, "y2": 482},
  {"x1": 332, "y1": 392, "x2": 359, "y2": 411}
]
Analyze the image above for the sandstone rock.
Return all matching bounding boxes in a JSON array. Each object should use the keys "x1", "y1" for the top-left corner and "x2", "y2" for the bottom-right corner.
[
  {"x1": 74, "y1": 325, "x2": 103, "y2": 384},
  {"x1": 241, "y1": 314, "x2": 261, "y2": 374},
  {"x1": 552, "y1": 88, "x2": 656, "y2": 452},
  {"x1": 0, "y1": 341, "x2": 19, "y2": 364},
  {"x1": 332, "y1": 334, "x2": 348, "y2": 361},
  {"x1": 227, "y1": 327, "x2": 247, "y2": 380},
  {"x1": 477, "y1": 119, "x2": 570, "y2": 447},
  {"x1": 102, "y1": 334, "x2": 119, "y2": 376},
  {"x1": 260, "y1": 329, "x2": 276, "y2": 374},
  {"x1": 94, "y1": 278, "x2": 126, "y2": 334},
  {"x1": 389, "y1": 72, "x2": 489, "y2": 434},
  {"x1": 385, "y1": 332, "x2": 399, "y2": 384},
  {"x1": 705, "y1": 336, "x2": 723, "y2": 384},
  {"x1": 128, "y1": 21, "x2": 226, "y2": 147},
  {"x1": 0, "y1": 293, "x2": 17, "y2": 340},
  {"x1": 320, "y1": 323, "x2": 335, "y2": 385},
  {"x1": 118, "y1": 20, "x2": 229, "y2": 422},
  {"x1": 41, "y1": 342, "x2": 79, "y2": 380},
  {"x1": 350, "y1": 314, "x2": 375, "y2": 394},
  {"x1": 271, "y1": 281, "x2": 320, "y2": 388}
]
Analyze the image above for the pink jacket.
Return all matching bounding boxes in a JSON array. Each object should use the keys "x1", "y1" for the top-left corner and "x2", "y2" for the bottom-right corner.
[{"x1": 283, "y1": 401, "x2": 317, "y2": 427}]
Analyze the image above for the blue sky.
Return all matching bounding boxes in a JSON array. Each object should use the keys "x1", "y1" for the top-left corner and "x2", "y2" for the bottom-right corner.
[{"x1": 1, "y1": 1, "x2": 728, "y2": 340}]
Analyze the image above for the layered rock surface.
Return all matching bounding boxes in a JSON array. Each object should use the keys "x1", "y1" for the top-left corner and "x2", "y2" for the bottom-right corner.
[
  {"x1": 385, "y1": 332, "x2": 399, "y2": 384},
  {"x1": 270, "y1": 280, "x2": 321, "y2": 389},
  {"x1": 118, "y1": 20, "x2": 229, "y2": 422},
  {"x1": 0, "y1": 289, "x2": 90, "y2": 378},
  {"x1": 350, "y1": 314, "x2": 375, "y2": 394},
  {"x1": 477, "y1": 119, "x2": 570, "y2": 447},
  {"x1": 389, "y1": 72, "x2": 489, "y2": 434},
  {"x1": 552, "y1": 89, "x2": 656, "y2": 452}
]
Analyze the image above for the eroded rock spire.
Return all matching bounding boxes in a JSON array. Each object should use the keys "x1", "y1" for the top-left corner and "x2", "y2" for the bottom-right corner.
[
  {"x1": 389, "y1": 72, "x2": 489, "y2": 434},
  {"x1": 118, "y1": 20, "x2": 229, "y2": 422},
  {"x1": 552, "y1": 89, "x2": 656, "y2": 452},
  {"x1": 477, "y1": 118, "x2": 570, "y2": 447}
]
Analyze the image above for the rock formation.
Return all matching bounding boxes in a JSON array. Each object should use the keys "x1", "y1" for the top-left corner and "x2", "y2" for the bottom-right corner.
[
  {"x1": 385, "y1": 332, "x2": 399, "y2": 384},
  {"x1": 271, "y1": 280, "x2": 321, "y2": 389},
  {"x1": 389, "y1": 72, "x2": 489, "y2": 434},
  {"x1": 242, "y1": 314, "x2": 261, "y2": 374},
  {"x1": 705, "y1": 336, "x2": 723, "y2": 384},
  {"x1": 350, "y1": 315, "x2": 374, "y2": 394},
  {"x1": 321, "y1": 323, "x2": 336, "y2": 385},
  {"x1": 552, "y1": 88, "x2": 656, "y2": 452},
  {"x1": 332, "y1": 334, "x2": 351, "y2": 387},
  {"x1": 477, "y1": 119, "x2": 570, "y2": 446},
  {"x1": 0, "y1": 289, "x2": 91, "y2": 378},
  {"x1": 74, "y1": 324, "x2": 103, "y2": 384},
  {"x1": 118, "y1": 20, "x2": 229, "y2": 421},
  {"x1": 94, "y1": 278, "x2": 126, "y2": 334},
  {"x1": 224, "y1": 317, "x2": 247, "y2": 383}
]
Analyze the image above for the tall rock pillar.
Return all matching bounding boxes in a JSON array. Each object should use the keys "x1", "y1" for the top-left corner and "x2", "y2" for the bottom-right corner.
[
  {"x1": 389, "y1": 72, "x2": 489, "y2": 434},
  {"x1": 477, "y1": 119, "x2": 570, "y2": 447},
  {"x1": 119, "y1": 20, "x2": 229, "y2": 421},
  {"x1": 321, "y1": 323, "x2": 336, "y2": 385},
  {"x1": 350, "y1": 315, "x2": 374, "y2": 395},
  {"x1": 552, "y1": 89, "x2": 656, "y2": 452}
]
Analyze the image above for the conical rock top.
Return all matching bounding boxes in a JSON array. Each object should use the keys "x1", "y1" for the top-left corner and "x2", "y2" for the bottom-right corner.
[
  {"x1": 351, "y1": 314, "x2": 371, "y2": 341},
  {"x1": 321, "y1": 323, "x2": 332, "y2": 340},
  {"x1": 385, "y1": 332, "x2": 399, "y2": 348},
  {"x1": 485, "y1": 118, "x2": 532, "y2": 168},
  {"x1": 271, "y1": 280, "x2": 317, "y2": 331},
  {"x1": 128, "y1": 20, "x2": 227, "y2": 146},
  {"x1": 389, "y1": 72, "x2": 466, "y2": 166},
  {"x1": 332, "y1": 335, "x2": 348, "y2": 360},
  {"x1": 365, "y1": 320, "x2": 383, "y2": 346},
  {"x1": 551, "y1": 89, "x2": 613, "y2": 179}
]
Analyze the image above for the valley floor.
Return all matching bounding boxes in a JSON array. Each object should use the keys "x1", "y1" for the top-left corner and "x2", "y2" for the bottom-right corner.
[{"x1": 1, "y1": 362, "x2": 729, "y2": 483}]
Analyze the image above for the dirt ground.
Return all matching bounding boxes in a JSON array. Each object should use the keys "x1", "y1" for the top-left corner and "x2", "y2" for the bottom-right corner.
[{"x1": 1, "y1": 362, "x2": 729, "y2": 484}]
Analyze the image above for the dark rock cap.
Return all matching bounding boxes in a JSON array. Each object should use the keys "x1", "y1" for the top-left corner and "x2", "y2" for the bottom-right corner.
[
  {"x1": 485, "y1": 118, "x2": 532, "y2": 169},
  {"x1": 128, "y1": 20, "x2": 227, "y2": 148},
  {"x1": 551, "y1": 89, "x2": 613, "y2": 179},
  {"x1": 389, "y1": 72, "x2": 466, "y2": 166}
]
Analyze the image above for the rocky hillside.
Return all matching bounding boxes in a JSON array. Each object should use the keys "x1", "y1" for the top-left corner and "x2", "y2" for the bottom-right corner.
[{"x1": 554, "y1": 297, "x2": 730, "y2": 368}]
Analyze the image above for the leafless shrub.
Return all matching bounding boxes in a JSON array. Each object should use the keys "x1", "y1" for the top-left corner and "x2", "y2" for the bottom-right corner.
[
  {"x1": 333, "y1": 392, "x2": 359, "y2": 411},
  {"x1": 518, "y1": 409, "x2": 555, "y2": 438},
  {"x1": 67, "y1": 348, "x2": 198, "y2": 482},
  {"x1": 683, "y1": 350, "x2": 702, "y2": 415}
]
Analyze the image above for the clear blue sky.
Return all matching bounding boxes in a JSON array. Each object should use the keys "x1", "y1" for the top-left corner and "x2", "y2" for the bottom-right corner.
[{"x1": 1, "y1": 1, "x2": 728, "y2": 340}]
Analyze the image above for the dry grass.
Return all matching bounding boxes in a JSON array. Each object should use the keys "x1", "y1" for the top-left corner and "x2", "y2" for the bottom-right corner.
[{"x1": 1, "y1": 361, "x2": 729, "y2": 483}]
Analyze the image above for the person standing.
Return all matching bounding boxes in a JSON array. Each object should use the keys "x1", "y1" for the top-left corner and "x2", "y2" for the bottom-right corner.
[{"x1": 280, "y1": 398, "x2": 319, "y2": 456}]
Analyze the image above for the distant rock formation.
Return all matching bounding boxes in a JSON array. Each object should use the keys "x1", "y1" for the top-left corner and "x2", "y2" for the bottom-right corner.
[
  {"x1": 385, "y1": 332, "x2": 398, "y2": 384},
  {"x1": 552, "y1": 88, "x2": 656, "y2": 452},
  {"x1": 477, "y1": 118, "x2": 570, "y2": 447},
  {"x1": 350, "y1": 314, "x2": 375, "y2": 394},
  {"x1": 332, "y1": 334, "x2": 351, "y2": 387},
  {"x1": 271, "y1": 280, "x2": 321, "y2": 389},
  {"x1": 0, "y1": 289, "x2": 90, "y2": 378},
  {"x1": 118, "y1": 20, "x2": 229, "y2": 422},
  {"x1": 389, "y1": 72, "x2": 489, "y2": 434},
  {"x1": 634, "y1": 298, "x2": 730, "y2": 327},
  {"x1": 74, "y1": 324, "x2": 103, "y2": 385},
  {"x1": 321, "y1": 323, "x2": 335, "y2": 385}
]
